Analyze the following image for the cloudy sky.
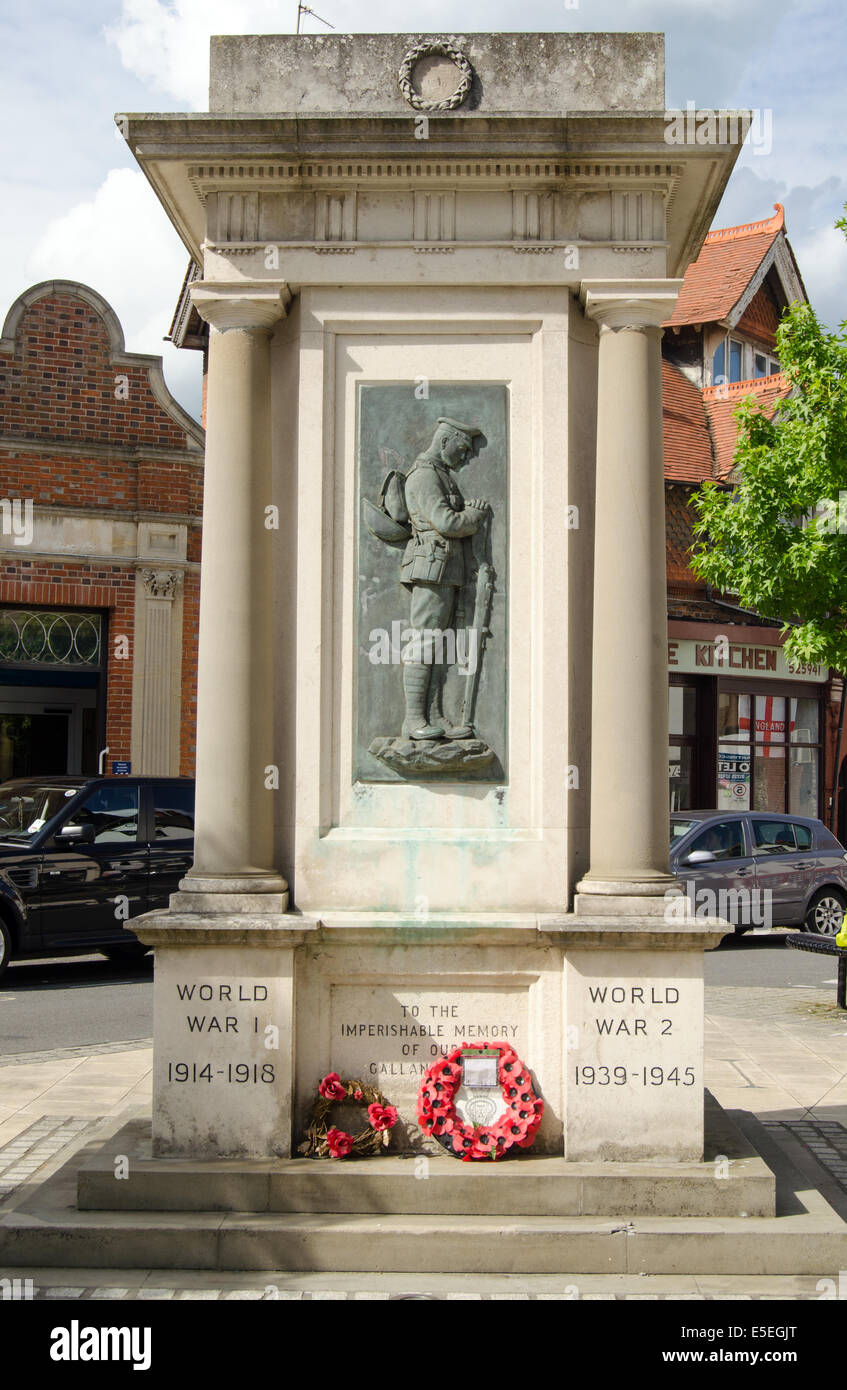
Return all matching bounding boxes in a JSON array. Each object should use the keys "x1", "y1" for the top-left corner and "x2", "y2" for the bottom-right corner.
[{"x1": 2, "y1": 0, "x2": 844, "y2": 421}]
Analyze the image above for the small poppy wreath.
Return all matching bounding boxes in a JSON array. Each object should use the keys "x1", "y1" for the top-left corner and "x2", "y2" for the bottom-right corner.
[
  {"x1": 299, "y1": 1073, "x2": 398, "y2": 1159},
  {"x1": 417, "y1": 1042, "x2": 543, "y2": 1162}
]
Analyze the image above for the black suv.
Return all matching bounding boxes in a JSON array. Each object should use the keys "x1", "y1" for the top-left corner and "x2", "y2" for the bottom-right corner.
[{"x1": 0, "y1": 776, "x2": 194, "y2": 978}]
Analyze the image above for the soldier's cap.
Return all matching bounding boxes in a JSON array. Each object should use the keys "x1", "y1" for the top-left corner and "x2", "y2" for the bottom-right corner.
[
  {"x1": 436, "y1": 418, "x2": 487, "y2": 458},
  {"x1": 437, "y1": 417, "x2": 483, "y2": 441}
]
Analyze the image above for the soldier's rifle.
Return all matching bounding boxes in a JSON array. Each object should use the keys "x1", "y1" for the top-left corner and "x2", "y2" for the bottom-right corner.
[{"x1": 460, "y1": 511, "x2": 495, "y2": 733}]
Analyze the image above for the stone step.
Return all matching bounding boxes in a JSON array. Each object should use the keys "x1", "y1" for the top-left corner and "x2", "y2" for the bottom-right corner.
[
  {"x1": 76, "y1": 1116, "x2": 776, "y2": 1219},
  {"x1": 2, "y1": 1205, "x2": 846, "y2": 1274}
]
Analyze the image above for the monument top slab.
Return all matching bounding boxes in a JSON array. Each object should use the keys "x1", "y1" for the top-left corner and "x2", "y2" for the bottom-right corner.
[{"x1": 209, "y1": 31, "x2": 665, "y2": 116}]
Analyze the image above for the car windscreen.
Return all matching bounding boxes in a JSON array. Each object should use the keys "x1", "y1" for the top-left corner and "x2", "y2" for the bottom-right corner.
[
  {"x1": 670, "y1": 820, "x2": 699, "y2": 848},
  {"x1": 0, "y1": 782, "x2": 81, "y2": 841}
]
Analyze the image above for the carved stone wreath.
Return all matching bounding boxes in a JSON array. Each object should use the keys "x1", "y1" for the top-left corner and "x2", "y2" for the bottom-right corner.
[{"x1": 398, "y1": 39, "x2": 474, "y2": 112}]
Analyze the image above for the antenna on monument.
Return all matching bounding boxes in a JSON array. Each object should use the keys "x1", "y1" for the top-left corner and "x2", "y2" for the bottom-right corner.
[{"x1": 296, "y1": 3, "x2": 335, "y2": 33}]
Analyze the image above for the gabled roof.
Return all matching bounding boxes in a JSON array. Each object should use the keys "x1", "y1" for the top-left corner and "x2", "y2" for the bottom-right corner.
[
  {"x1": 663, "y1": 204, "x2": 805, "y2": 329},
  {"x1": 0, "y1": 279, "x2": 204, "y2": 450}
]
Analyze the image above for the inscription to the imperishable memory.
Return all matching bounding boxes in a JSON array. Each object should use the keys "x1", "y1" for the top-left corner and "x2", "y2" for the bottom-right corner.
[
  {"x1": 340, "y1": 1002, "x2": 521, "y2": 1077},
  {"x1": 162, "y1": 980, "x2": 278, "y2": 1086},
  {"x1": 574, "y1": 981, "x2": 699, "y2": 1090}
]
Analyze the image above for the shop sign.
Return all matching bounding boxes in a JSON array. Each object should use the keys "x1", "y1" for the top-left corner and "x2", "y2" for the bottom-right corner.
[{"x1": 668, "y1": 637, "x2": 826, "y2": 683}]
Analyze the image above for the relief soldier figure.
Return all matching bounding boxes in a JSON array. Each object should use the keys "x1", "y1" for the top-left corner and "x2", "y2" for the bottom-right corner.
[
  {"x1": 364, "y1": 415, "x2": 496, "y2": 775},
  {"x1": 400, "y1": 417, "x2": 489, "y2": 739}
]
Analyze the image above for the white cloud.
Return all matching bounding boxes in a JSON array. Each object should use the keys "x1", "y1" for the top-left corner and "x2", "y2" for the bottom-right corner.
[
  {"x1": 791, "y1": 221, "x2": 847, "y2": 331},
  {"x1": 105, "y1": 0, "x2": 294, "y2": 109},
  {"x1": 25, "y1": 167, "x2": 202, "y2": 419}
]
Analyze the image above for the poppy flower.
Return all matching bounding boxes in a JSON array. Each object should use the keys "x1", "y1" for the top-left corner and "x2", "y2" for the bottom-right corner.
[
  {"x1": 318, "y1": 1073, "x2": 347, "y2": 1102},
  {"x1": 368, "y1": 1103, "x2": 398, "y2": 1131},
  {"x1": 326, "y1": 1128, "x2": 354, "y2": 1158}
]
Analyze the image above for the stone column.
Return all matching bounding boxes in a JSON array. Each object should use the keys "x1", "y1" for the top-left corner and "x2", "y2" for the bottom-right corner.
[
  {"x1": 181, "y1": 283, "x2": 290, "y2": 899},
  {"x1": 133, "y1": 284, "x2": 300, "y2": 1158},
  {"x1": 138, "y1": 568, "x2": 181, "y2": 774},
  {"x1": 577, "y1": 280, "x2": 683, "y2": 898},
  {"x1": 561, "y1": 282, "x2": 727, "y2": 1163}
]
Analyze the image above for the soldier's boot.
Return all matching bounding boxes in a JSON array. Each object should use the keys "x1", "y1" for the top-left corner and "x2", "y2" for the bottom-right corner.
[
  {"x1": 402, "y1": 664, "x2": 445, "y2": 740},
  {"x1": 428, "y1": 663, "x2": 473, "y2": 740}
]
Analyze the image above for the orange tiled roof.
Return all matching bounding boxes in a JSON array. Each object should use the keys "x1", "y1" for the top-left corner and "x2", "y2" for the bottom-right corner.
[
  {"x1": 662, "y1": 360, "x2": 713, "y2": 482},
  {"x1": 703, "y1": 373, "x2": 793, "y2": 478},
  {"x1": 664, "y1": 204, "x2": 785, "y2": 329}
]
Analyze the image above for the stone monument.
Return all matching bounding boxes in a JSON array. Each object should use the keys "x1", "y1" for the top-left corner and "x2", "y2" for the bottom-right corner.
[
  {"x1": 121, "y1": 33, "x2": 735, "y2": 1167},
  {"x1": 16, "y1": 31, "x2": 847, "y2": 1282}
]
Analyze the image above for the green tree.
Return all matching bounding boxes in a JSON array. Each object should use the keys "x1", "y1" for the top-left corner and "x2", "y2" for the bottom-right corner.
[{"x1": 690, "y1": 210, "x2": 847, "y2": 672}]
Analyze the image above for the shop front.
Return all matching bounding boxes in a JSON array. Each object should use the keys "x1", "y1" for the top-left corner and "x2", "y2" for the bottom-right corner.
[
  {"x1": 0, "y1": 607, "x2": 105, "y2": 781},
  {"x1": 668, "y1": 621, "x2": 828, "y2": 817}
]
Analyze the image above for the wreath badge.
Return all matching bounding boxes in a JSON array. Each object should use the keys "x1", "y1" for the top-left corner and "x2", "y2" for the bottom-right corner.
[
  {"x1": 299, "y1": 1073, "x2": 398, "y2": 1159},
  {"x1": 397, "y1": 39, "x2": 474, "y2": 112},
  {"x1": 417, "y1": 1042, "x2": 543, "y2": 1161}
]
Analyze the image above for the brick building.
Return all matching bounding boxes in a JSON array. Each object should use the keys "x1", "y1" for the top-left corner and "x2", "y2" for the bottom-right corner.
[
  {"x1": 661, "y1": 206, "x2": 844, "y2": 831},
  {"x1": 0, "y1": 280, "x2": 203, "y2": 781}
]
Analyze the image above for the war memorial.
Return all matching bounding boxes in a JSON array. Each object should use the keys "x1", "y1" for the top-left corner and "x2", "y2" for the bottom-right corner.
[{"x1": 3, "y1": 28, "x2": 847, "y2": 1278}]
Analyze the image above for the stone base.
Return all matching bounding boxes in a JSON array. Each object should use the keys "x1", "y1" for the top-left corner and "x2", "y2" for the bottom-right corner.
[
  {"x1": 76, "y1": 1099, "x2": 774, "y2": 1218},
  {"x1": 131, "y1": 904, "x2": 727, "y2": 1162},
  {"x1": 368, "y1": 735, "x2": 495, "y2": 776},
  {"x1": 2, "y1": 1100, "x2": 847, "y2": 1275}
]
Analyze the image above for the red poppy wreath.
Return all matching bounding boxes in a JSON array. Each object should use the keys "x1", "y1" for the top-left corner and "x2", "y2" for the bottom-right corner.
[
  {"x1": 417, "y1": 1042, "x2": 543, "y2": 1161},
  {"x1": 299, "y1": 1073, "x2": 398, "y2": 1159}
]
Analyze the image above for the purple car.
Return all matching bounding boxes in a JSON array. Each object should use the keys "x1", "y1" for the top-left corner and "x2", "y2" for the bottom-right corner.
[{"x1": 670, "y1": 810, "x2": 847, "y2": 936}]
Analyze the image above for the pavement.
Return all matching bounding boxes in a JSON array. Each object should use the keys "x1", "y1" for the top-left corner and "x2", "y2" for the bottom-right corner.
[{"x1": 2, "y1": 980, "x2": 847, "y2": 1300}]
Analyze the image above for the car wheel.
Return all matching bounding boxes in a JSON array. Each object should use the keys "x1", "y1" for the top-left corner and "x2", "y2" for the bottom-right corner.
[
  {"x1": 101, "y1": 944, "x2": 152, "y2": 964},
  {"x1": 0, "y1": 918, "x2": 11, "y2": 981},
  {"x1": 804, "y1": 889, "x2": 847, "y2": 937}
]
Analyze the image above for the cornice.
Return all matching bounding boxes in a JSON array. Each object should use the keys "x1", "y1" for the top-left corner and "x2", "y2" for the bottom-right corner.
[
  {"x1": 122, "y1": 110, "x2": 744, "y2": 279},
  {"x1": 186, "y1": 155, "x2": 685, "y2": 201}
]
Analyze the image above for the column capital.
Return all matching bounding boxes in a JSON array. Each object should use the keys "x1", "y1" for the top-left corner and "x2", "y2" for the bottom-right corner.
[
  {"x1": 579, "y1": 278, "x2": 683, "y2": 332},
  {"x1": 189, "y1": 281, "x2": 291, "y2": 332},
  {"x1": 141, "y1": 568, "x2": 182, "y2": 600}
]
